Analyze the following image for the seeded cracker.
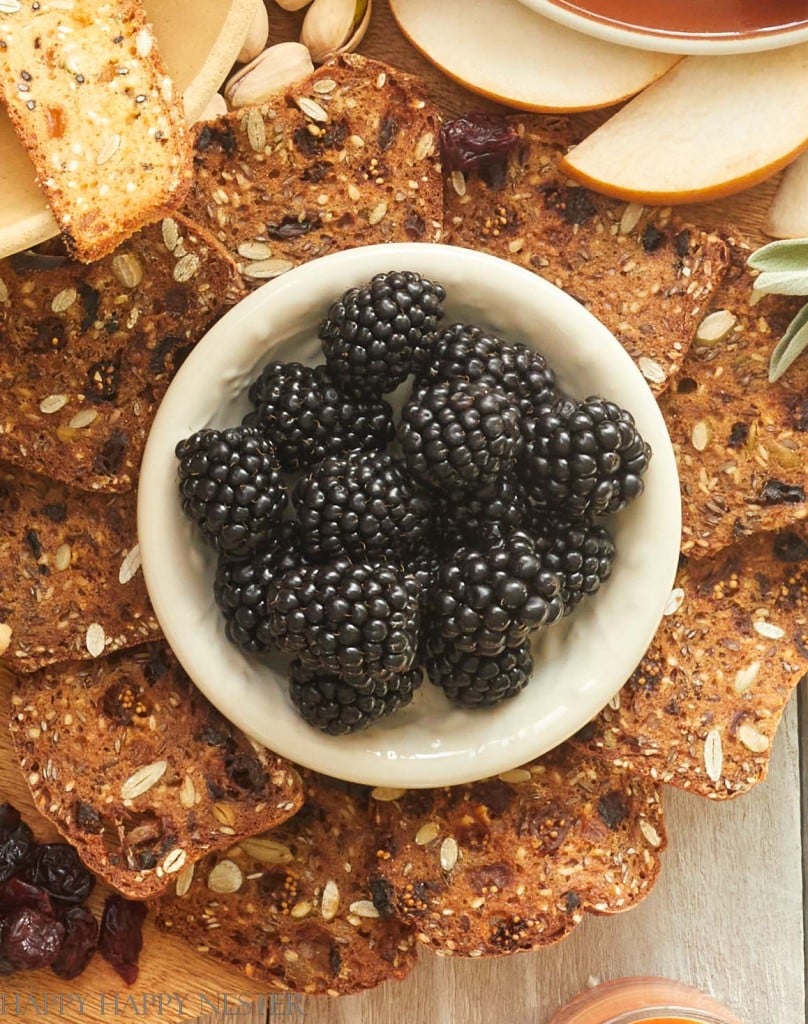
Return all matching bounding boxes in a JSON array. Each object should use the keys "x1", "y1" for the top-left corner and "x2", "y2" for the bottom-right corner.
[
  {"x1": 370, "y1": 744, "x2": 665, "y2": 957},
  {"x1": 0, "y1": 215, "x2": 244, "y2": 492},
  {"x1": 181, "y1": 54, "x2": 444, "y2": 285},
  {"x1": 0, "y1": 462, "x2": 160, "y2": 672},
  {"x1": 9, "y1": 641, "x2": 303, "y2": 900},
  {"x1": 660, "y1": 241, "x2": 808, "y2": 557},
  {"x1": 444, "y1": 118, "x2": 729, "y2": 395},
  {"x1": 0, "y1": 0, "x2": 191, "y2": 262},
  {"x1": 154, "y1": 772, "x2": 417, "y2": 996},
  {"x1": 574, "y1": 527, "x2": 808, "y2": 798}
]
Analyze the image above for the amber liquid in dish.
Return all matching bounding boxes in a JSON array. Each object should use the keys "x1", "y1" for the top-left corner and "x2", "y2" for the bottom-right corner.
[{"x1": 554, "y1": 0, "x2": 808, "y2": 36}]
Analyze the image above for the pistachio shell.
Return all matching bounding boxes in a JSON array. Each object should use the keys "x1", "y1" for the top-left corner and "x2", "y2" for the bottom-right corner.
[
  {"x1": 224, "y1": 42, "x2": 315, "y2": 109},
  {"x1": 238, "y1": 0, "x2": 270, "y2": 64},
  {"x1": 300, "y1": 0, "x2": 371, "y2": 65},
  {"x1": 195, "y1": 92, "x2": 228, "y2": 122}
]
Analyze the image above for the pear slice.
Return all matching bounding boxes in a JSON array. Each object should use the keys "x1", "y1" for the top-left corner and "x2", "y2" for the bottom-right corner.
[
  {"x1": 389, "y1": 0, "x2": 681, "y2": 113},
  {"x1": 560, "y1": 46, "x2": 808, "y2": 204},
  {"x1": 765, "y1": 151, "x2": 808, "y2": 238}
]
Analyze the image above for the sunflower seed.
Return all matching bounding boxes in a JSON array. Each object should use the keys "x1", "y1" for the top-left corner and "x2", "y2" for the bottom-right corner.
[
  {"x1": 619, "y1": 203, "x2": 644, "y2": 235},
  {"x1": 348, "y1": 900, "x2": 379, "y2": 918},
  {"x1": 450, "y1": 171, "x2": 466, "y2": 197},
  {"x1": 497, "y1": 768, "x2": 531, "y2": 784},
  {"x1": 237, "y1": 240, "x2": 273, "y2": 260},
  {"x1": 238, "y1": 837, "x2": 294, "y2": 865},
  {"x1": 51, "y1": 287, "x2": 77, "y2": 313},
  {"x1": 734, "y1": 661, "x2": 761, "y2": 694},
  {"x1": 703, "y1": 729, "x2": 723, "y2": 782},
  {"x1": 118, "y1": 544, "x2": 142, "y2": 585},
  {"x1": 313, "y1": 78, "x2": 336, "y2": 95},
  {"x1": 367, "y1": 201, "x2": 388, "y2": 226},
  {"x1": 121, "y1": 759, "x2": 167, "y2": 800},
  {"x1": 290, "y1": 900, "x2": 312, "y2": 919},
  {"x1": 371, "y1": 786, "x2": 406, "y2": 802},
  {"x1": 162, "y1": 217, "x2": 180, "y2": 252},
  {"x1": 112, "y1": 253, "x2": 143, "y2": 289},
  {"x1": 178, "y1": 774, "x2": 197, "y2": 809},
  {"x1": 295, "y1": 96, "x2": 328, "y2": 122},
  {"x1": 68, "y1": 408, "x2": 97, "y2": 429},
  {"x1": 173, "y1": 253, "x2": 201, "y2": 283},
  {"x1": 321, "y1": 879, "x2": 339, "y2": 920},
  {"x1": 638, "y1": 356, "x2": 667, "y2": 385},
  {"x1": 439, "y1": 837, "x2": 458, "y2": 872},
  {"x1": 691, "y1": 420, "x2": 711, "y2": 451},
  {"x1": 85, "y1": 622, "x2": 106, "y2": 657},
  {"x1": 175, "y1": 863, "x2": 195, "y2": 897},
  {"x1": 414, "y1": 131, "x2": 434, "y2": 161},
  {"x1": 696, "y1": 309, "x2": 737, "y2": 344},
  {"x1": 245, "y1": 108, "x2": 266, "y2": 152},
  {"x1": 415, "y1": 822, "x2": 440, "y2": 846},
  {"x1": 54, "y1": 544, "x2": 72, "y2": 571},
  {"x1": 737, "y1": 723, "x2": 769, "y2": 753},
  {"x1": 39, "y1": 394, "x2": 68, "y2": 414},
  {"x1": 753, "y1": 620, "x2": 784, "y2": 640},
  {"x1": 207, "y1": 859, "x2": 244, "y2": 894},
  {"x1": 242, "y1": 258, "x2": 294, "y2": 280},
  {"x1": 639, "y1": 819, "x2": 662, "y2": 848}
]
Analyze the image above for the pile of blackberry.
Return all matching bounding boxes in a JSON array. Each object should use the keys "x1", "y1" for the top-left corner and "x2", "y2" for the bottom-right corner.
[{"x1": 176, "y1": 270, "x2": 651, "y2": 733}]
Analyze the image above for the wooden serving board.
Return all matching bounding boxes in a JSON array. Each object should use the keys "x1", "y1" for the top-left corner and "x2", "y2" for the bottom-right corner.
[{"x1": 1, "y1": 3, "x2": 801, "y2": 1023}]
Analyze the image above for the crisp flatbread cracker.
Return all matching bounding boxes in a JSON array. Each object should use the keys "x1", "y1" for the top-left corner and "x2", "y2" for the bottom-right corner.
[
  {"x1": 574, "y1": 527, "x2": 808, "y2": 798},
  {"x1": 154, "y1": 771, "x2": 417, "y2": 996},
  {"x1": 181, "y1": 54, "x2": 443, "y2": 285},
  {"x1": 444, "y1": 117, "x2": 728, "y2": 395},
  {"x1": 0, "y1": 462, "x2": 160, "y2": 673},
  {"x1": 0, "y1": 215, "x2": 244, "y2": 492},
  {"x1": 370, "y1": 743, "x2": 665, "y2": 957},
  {"x1": 9, "y1": 641, "x2": 303, "y2": 900},
  {"x1": 660, "y1": 240, "x2": 808, "y2": 558}
]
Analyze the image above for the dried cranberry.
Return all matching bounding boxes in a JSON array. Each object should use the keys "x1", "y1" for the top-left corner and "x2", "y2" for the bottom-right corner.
[
  {"x1": 440, "y1": 114, "x2": 518, "y2": 173},
  {"x1": 22, "y1": 844, "x2": 95, "y2": 905},
  {"x1": 0, "y1": 803, "x2": 21, "y2": 833},
  {"x1": 758, "y1": 479, "x2": 805, "y2": 505},
  {"x1": 0, "y1": 907, "x2": 65, "y2": 971},
  {"x1": 52, "y1": 905, "x2": 98, "y2": 980},
  {"x1": 0, "y1": 822, "x2": 33, "y2": 884},
  {"x1": 98, "y1": 895, "x2": 146, "y2": 986},
  {"x1": 0, "y1": 878, "x2": 53, "y2": 916}
]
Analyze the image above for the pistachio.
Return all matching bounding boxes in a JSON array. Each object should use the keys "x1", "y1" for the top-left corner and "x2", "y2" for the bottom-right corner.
[
  {"x1": 300, "y1": 0, "x2": 371, "y2": 65},
  {"x1": 225, "y1": 43, "x2": 314, "y2": 109},
  {"x1": 275, "y1": 0, "x2": 313, "y2": 8},
  {"x1": 238, "y1": 0, "x2": 270, "y2": 64}
]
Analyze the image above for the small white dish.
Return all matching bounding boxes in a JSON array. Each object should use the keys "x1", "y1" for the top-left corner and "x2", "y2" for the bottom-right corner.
[
  {"x1": 0, "y1": 0, "x2": 256, "y2": 260},
  {"x1": 138, "y1": 243, "x2": 681, "y2": 788},
  {"x1": 516, "y1": 0, "x2": 808, "y2": 54}
]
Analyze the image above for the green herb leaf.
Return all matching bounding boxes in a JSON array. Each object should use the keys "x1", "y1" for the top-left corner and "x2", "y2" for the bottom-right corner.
[
  {"x1": 747, "y1": 238, "x2": 808, "y2": 273},
  {"x1": 769, "y1": 299, "x2": 808, "y2": 382},
  {"x1": 750, "y1": 269, "x2": 808, "y2": 296}
]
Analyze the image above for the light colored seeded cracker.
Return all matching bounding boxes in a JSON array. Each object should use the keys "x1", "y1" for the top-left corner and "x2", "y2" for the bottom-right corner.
[
  {"x1": 659, "y1": 240, "x2": 808, "y2": 558},
  {"x1": 154, "y1": 771, "x2": 417, "y2": 995},
  {"x1": 0, "y1": 215, "x2": 245, "y2": 492},
  {"x1": 0, "y1": 0, "x2": 191, "y2": 262},
  {"x1": 444, "y1": 118, "x2": 729, "y2": 395},
  {"x1": 181, "y1": 54, "x2": 444, "y2": 287},
  {"x1": 0, "y1": 462, "x2": 160, "y2": 672},
  {"x1": 574, "y1": 527, "x2": 808, "y2": 798},
  {"x1": 370, "y1": 743, "x2": 665, "y2": 957},
  {"x1": 9, "y1": 641, "x2": 303, "y2": 900}
]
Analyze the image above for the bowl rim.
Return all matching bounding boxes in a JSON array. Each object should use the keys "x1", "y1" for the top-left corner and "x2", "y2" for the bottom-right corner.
[
  {"x1": 0, "y1": 0, "x2": 256, "y2": 260},
  {"x1": 138, "y1": 242, "x2": 682, "y2": 788},
  {"x1": 513, "y1": 0, "x2": 808, "y2": 54}
]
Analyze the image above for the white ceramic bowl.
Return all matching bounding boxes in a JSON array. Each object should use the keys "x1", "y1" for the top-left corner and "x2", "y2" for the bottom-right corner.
[
  {"x1": 138, "y1": 243, "x2": 681, "y2": 788},
  {"x1": 0, "y1": 0, "x2": 256, "y2": 260}
]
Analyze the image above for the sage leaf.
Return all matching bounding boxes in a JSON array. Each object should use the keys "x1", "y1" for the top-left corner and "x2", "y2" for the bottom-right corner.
[
  {"x1": 748, "y1": 269, "x2": 808, "y2": 296},
  {"x1": 747, "y1": 238, "x2": 808, "y2": 273},
  {"x1": 769, "y1": 299, "x2": 808, "y2": 382}
]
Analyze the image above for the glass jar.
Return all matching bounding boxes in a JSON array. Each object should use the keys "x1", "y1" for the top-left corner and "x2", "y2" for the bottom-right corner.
[{"x1": 548, "y1": 978, "x2": 744, "y2": 1024}]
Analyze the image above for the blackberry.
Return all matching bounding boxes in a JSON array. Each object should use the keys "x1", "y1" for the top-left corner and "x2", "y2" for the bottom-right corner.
[
  {"x1": 428, "y1": 531, "x2": 564, "y2": 656},
  {"x1": 244, "y1": 361, "x2": 394, "y2": 472},
  {"x1": 425, "y1": 637, "x2": 533, "y2": 707},
  {"x1": 289, "y1": 659, "x2": 422, "y2": 734},
  {"x1": 398, "y1": 379, "x2": 523, "y2": 490},
  {"x1": 522, "y1": 396, "x2": 652, "y2": 516},
  {"x1": 175, "y1": 426, "x2": 287, "y2": 557},
  {"x1": 293, "y1": 452, "x2": 434, "y2": 562},
  {"x1": 266, "y1": 558, "x2": 421, "y2": 679},
  {"x1": 532, "y1": 517, "x2": 616, "y2": 613},
  {"x1": 214, "y1": 521, "x2": 306, "y2": 653},
  {"x1": 420, "y1": 323, "x2": 556, "y2": 415},
  {"x1": 438, "y1": 472, "x2": 528, "y2": 548},
  {"x1": 319, "y1": 271, "x2": 446, "y2": 393}
]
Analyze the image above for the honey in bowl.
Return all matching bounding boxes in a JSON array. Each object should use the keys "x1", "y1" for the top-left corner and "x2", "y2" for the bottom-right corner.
[{"x1": 549, "y1": 0, "x2": 808, "y2": 37}]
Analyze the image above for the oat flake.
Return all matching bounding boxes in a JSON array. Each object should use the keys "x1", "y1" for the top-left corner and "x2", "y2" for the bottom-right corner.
[
  {"x1": 703, "y1": 729, "x2": 723, "y2": 782},
  {"x1": 39, "y1": 394, "x2": 68, "y2": 414},
  {"x1": 664, "y1": 587, "x2": 685, "y2": 616},
  {"x1": 368, "y1": 201, "x2": 388, "y2": 226},
  {"x1": 639, "y1": 819, "x2": 662, "y2": 848},
  {"x1": 737, "y1": 723, "x2": 769, "y2": 753},
  {"x1": 121, "y1": 759, "x2": 167, "y2": 800},
  {"x1": 349, "y1": 900, "x2": 379, "y2": 918},
  {"x1": 242, "y1": 258, "x2": 294, "y2": 280},
  {"x1": 207, "y1": 859, "x2": 244, "y2": 894},
  {"x1": 68, "y1": 408, "x2": 97, "y2": 429},
  {"x1": 175, "y1": 863, "x2": 195, "y2": 898},
  {"x1": 371, "y1": 786, "x2": 406, "y2": 801},
  {"x1": 173, "y1": 253, "x2": 201, "y2": 283},
  {"x1": 239, "y1": 836, "x2": 293, "y2": 865},
  {"x1": 321, "y1": 879, "x2": 339, "y2": 920},
  {"x1": 439, "y1": 837, "x2": 458, "y2": 872},
  {"x1": 497, "y1": 768, "x2": 531, "y2": 784},
  {"x1": 734, "y1": 661, "x2": 761, "y2": 694},
  {"x1": 85, "y1": 622, "x2": 106, "y2": 657},
  {"x1": 162, "y1": 218, "x2": 180, "y2": 252},
  {"x1": 162, "y1": 848, "x2": 187, "y2": 875},
  {"x1": 638, "y1": 356, "x2": 667, "y2": 385},
  {"x1": 118, "y1": 544, "x2": 142, "y2": 585},
  {"x1": 295, "y1": 96, "x2": 328, "y2": 122},
  {"x1": 51, "y1": 287, "x2": 77, "y2": 313},
  {"x1": 415, "y1": 821, "x2": 440, "y2": 846},
  {"x1": 619, "y1": 202, "x2": 644, "y2": 235},
  {"x1": 237, "y1": 241, "x2": 273, "y2": 261}
]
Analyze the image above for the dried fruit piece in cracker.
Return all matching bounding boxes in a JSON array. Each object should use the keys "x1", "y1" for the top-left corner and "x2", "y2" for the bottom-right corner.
[
  {"x1": 0, "y1": 463, "x2": 160, "y2": 674},
  {"x1": 370, "y1": 744, "x2": 665, "y2": 958},
  {"x1": 574, "y1": 527, "x2": 808, "y2": 798},
  {"x1": 444, "y1": 117, "x2": 729, "y2": 395},
  {"x1": 154, "y1": 772, "x2": 417, "y2": 995},
  {"x1": 181, "y1": 54, "x2": 443, "y2": 286},
  {"x1": 0, "y1": 215, "x2": 245, "y2": 492},
  {"x1": 9, "y1": 642, "x2": 303, "y2": 900},
  {"x1": 660, "y1": 241, "x2": 807, "y2": 558},
  {"x1": 0, "y1": 0, "x2": 191, "y2": 262}
]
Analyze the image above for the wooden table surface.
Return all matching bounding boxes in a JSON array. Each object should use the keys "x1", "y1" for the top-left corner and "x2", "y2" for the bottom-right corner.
[{"x1": 3, "y1": 3, "x2": 805, "y2": 1023}]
